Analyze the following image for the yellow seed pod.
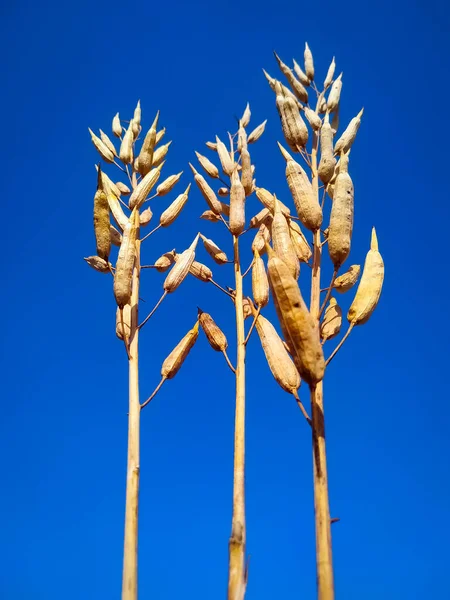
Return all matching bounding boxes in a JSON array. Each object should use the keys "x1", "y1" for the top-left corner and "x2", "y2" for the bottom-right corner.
[
  {"x1": 88, "y1": 128, "x2": 115, "y2": 163},
  {"x1": 189, "y1": 163, "x2": 222, "y2": 214},
  {"x1": 276, "y1": 85, "x2": 309, "y2": 151},
  {"x1": 240, "y1": 148, "x2": 253, "y2": 196},
  {"x1": 119, "y1": 120, "x2": 134, "y2": 164},
  {"x1": 160, "y1": 184, "x2": 190, "y2": 227},
  {"x1": 288, "y1": 220, "x2": 312, "y2": 263},
  {"x1": 198, "y1": 308, "x2": 228, "y2": 351},
  {"x1": 229, "y1": 169, "x2": 246, "y2": 236},
  {"x1": 110, "y1": 224, "x2": 122, "y2": 247},
  {"x1": 116, "y1": 181, "x2": 131, "y2": 195},
  {"x1": 205, "y1": 141, "x2": 218, "y2": 150},
  {"x1": 273, "y1": 52, "x2": 308, "y2": 103},
  {"x1": 137, "y1": 112, "x2": 159, "y2": 176},
  {"x1": 114, "y1": 210, "x2": 139, "y2": 308},
  {"x1": 255, "y1": 187, "x2": 291, "y2": 217},
  {"x1": 328, "y1": 152, "x2": 354, "y2": 268},
  {"x1": 303, "y1": 107, "x2": 322, "y2": 131},
  {"x1": 252, "y1": 249, "x2": 269, "y2": 307},
  {"x1": 271, "y1": 195, "x2": 300, "y2": 279},
  {"x1": 324, "y1": 57, "x2": 336, "y2": 89},
  {"x1": 195, "y1": 151, "x2": 219, "y2": 178},
  {"x1": 154, "y1": 250, "x2": 176, "y2": 272},
  {"x1": 249, "y1": 208, "x2": 271, "y2": 229},
  {"x1": 248, "y1": 120, "x2": 267, "y2": 144},
  {"x1": 215, "y1": 136, "x2": 234, "y2": 175},
  {"x1": 155, "y1": 127, "x2": 165, "y2": 145},
  {"x1": 278, "y1": 143, "x2": 322, "y2": 231},
  {"x1": 320, "y1": 298, "x2": 342, "y2": 342},
  {"x1": 189, "y1": 260, "x2": 213, "y2": 282},
  {"x1": 218, "y1": 187, "x2": 229, "y2": 197},
  {"x1": 132, "y1": 100, "x2": 141, "y2": 136},
  {"x1": 334, "y1": 108, "x2": 364, "y2": 155},
  {"x1": 292, "y1": 59, "x2": 310, "y2": 86},
  {"x1": 267, "y1": 247, "x2": 325, "y2": 385},
  {"x1": 152, "y1": 141, "x2": 172, "y2": 167},
  {"x1": 95, "y1": 167, "x2": 121, "y2": 198},
  {"x1": 334, "y1": 264, "x2": 360, "y2": 293},
  {"x1": 318, "y1": 114, "x2": 337, "y2": 185},
  {"x1": 164, "y1": 235, "x2": 199, "y2": 293},
  {"x1": 112, "y1": 113, "x2": 122, "y2": 137},
  {"x1": 200, "y1": 234, "x2": 229, "y2": 264},
  {"x1": 161, "y1": 322, "x2": 199, "y2": 379},
  {"x1": 251, "y1": 222, "x2": 271, "y2": 255},
  {"x1": 116, "y1": 304, "x2": 131, "y2": 341},
  {"x1": 100, "y1": 172, "x2": 128, "y2": 231},
  {"x1": 240, "y1": 102, "x2": 251, "y2": 128},
  {"x1": 304, "y1": 42, "x2": 314, "y2": 81},
  {"x1": 99, "y1": 129, "x2": 118, "y2": 157},
  {"x1": 93, "y1": 169, "x2": 111, "y2": 261},
  {"x1": 327, "y1": 73, "x2": 343, "y2": 112},
  {"x1": 140, "y1": 207, "x2": 153, "y2": 227},
  {"x1": 200, "y1": 210, "x2": 220, "y2": 222},
  {"x1": 347, "y1": 229, "x2": 384, "y2": 325},
  {"x1": 254, "y1": 311, "x2": 301, "y2": 395},
  {"x1": 318, "y1": 97, "x2": 328, "y2": 115},
  {"x1": 128, "y1": 164, "x2": 163, "y2": 209},
  {"x1": 156, "y1": 172, "x2": 183, "y2": 197},
  {"x1": 84, "y1": 255, "x2": 111, "y2": 273}
]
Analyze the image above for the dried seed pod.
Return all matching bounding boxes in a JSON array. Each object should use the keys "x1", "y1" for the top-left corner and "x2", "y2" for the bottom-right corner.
[
  {"x1": 254, "y1": 312, "x2": 301, "y2": 395},
  {"x1": 156, "y1": 172, "x2": 183, "y2": 197},
  {"x1": 88, "y1": 128, "x2": 115, "y2": 163},
  {"x1": 116, "y1": 181, "x2": 131, "y2": 195},
  {"x1": 101, "y1": 172, "x2": 128, "y2": 230},
  {"x1": 229, "y1": 169, "x2": 246, "y2": 236},
  {"x1": 189, "y1": 163, "x2": 222, "y2": 214},
  {"x1": 288, "y1": 220, "x2": 312, "y2": 263},
  {"x1": 156, "y1": 127, "x2": 166, "y2": 145},
  {"x1": 160, "y1": 183, "x2": 190, "y2": 227},
  {"x1": 220, "y1": 202, "x2": 230, "y2": 216},
  {"x1": 241, "y1": 297, "x2": 252, "y2": 320},
  {"x1": 152, "y1": 141, "x2": 172, "y2": 167},
  {"x1": 248, "y1": 120, "x2": 267, "y2": 144},
  {"x1": 334, "y1": 108, "x2": 364, "y2": 155},
  {"x1": 333, "y1": 264, "x2": 360, "y2": 293},
  {"x1": 347, "y1": 229, "x2": 384, "y2": 325},
  {"x1": 93, "y1": 168, "x2": 111, "y2": 261},
  {"x1": 318, "y1": 97, "x2": 328, "y2": 114},
  {"x1": 215, "y1": 136, "x2": 234, "y2": 175},
  {"x1": 154, "y1": 250, "x2": 176, "y2": 272},
  {"x1": 252, "y1": 249, "x2": 269, "y2": 307},
  {"x1": 303, "y1": 107, "x2": 322, "y2": 131},
  {"x1": 251, "y1": 222, "x2": 271, "y2": 255},
  {"x1": 195, "y1": 151, "x2": 219, "y2": 178},
  {"x1": 200, "y1": 234, "x2": 229, "y2": 264},
  {"x1": 161, "y1": 322, "x2": 199, "y2": 379},
  {"x1": 116, "y1": 304, "x2": 131, "y2": 340},
  {"x1": 112, "y1": 113, "x2": 122, "y2": 137},
  {"x1": 140, "y1": 207, "x2": 153, "y2": 227},
  {"x1": 324, "y1": 57, "x2": 336, "y2": 89},
  {"x1": 249, "y1": 208, "x2": 271, "y2": 229},
  {"x1": 95, "y1": 167, "x2": 121, "y2": 198},
  {"x1": 84, "y1": 255, "x2": 111, "y2": 273},
  {"x1": 198, "y1": 308, "x2": 228, "y2": 351},
  {"x1": 138, "y1": 111, "x2": 159, "y2": 176},
  {"x1": 263, "y1": 70, "x2": 299, "y2": 103},
  {"x1": 276, "y1": 84, "x2": 309, "y2": 150},
  {"x1": 189, "y1": 260, "x2": 213, "y2": 282},
  {"x1": 119, "y1": 120, "x2": 134, "y2": 164},
  {"x1": 327, "y1": 73, "x2": 343, "y2": 112},
  {"x1": 255, "y1": 187, "x2": 291, "y2": 216},
  {"x1": 99, "y1": 129, "x2": 118, "y2": 157},
  {"x1": 318, "y1": 114, "x2": 337, "y2": 185},
  {"x1": 200, "y1": 209, "x2": 220, "y2": 222},
  {"x1": 267, "y1": 248, "x2": 325, "y2": 384},
  {"x1": 110, "y1": 224, "x2": 122, "y2": 247},
  {"x1": 331, "y1": 104, "x2": 340, "y2": 135},
  {"x1": 320, "y1": 298, "x2": 342, "y2": 342},
  {"x1": 273, "y1": 52, "x2": 309, "y2": 103},
  {"x1": 128, "y1": 164, "x2": 163, "y2": 209},
  {"x1": 271, "y1": 195, "x2": 300, "y2": 279},
  {"x1": 240, "y1": 148, "x2": 253, "y2": 197},
  {"x1": 304, "y1": 42, "x2": 314, "y2": 81},
  {"x1": 206, "y1": 141, "x2": 218, "y2": 150},
  {"x1": 240, "y1": 103, "x2": 251, "y2": 128},
  {"x1": 164, "y1": 235, "x2": 199, "y2": 293},
  {"x1": 292, "y1": 59, "x2": 310, "y2": 86},
  {"x1": 218, "y1": 187, "x2": 229, "y2": 197},
  {"x1": 132, "y1": 100, "x2": 141, "y2": 136},
  {"x1": 278, "y1": 143, "x2": 322, "y2": 231},
  {"x1": 114, "y1": 210, "x2": 139, "y2": 307},
  {"x1": 328, "y1": 152, "x2": 354, "y2": 267}
]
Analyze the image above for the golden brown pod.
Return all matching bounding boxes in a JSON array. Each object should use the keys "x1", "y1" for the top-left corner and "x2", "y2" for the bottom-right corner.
[
  {"x1": 116, "y1": 181, "x2": 131, "y2": 195},
  {"x1": 328, "y1": 152, "x2": 354, "y2": 267},
  {"x1": 240, "y1": 103, "x2": 251, "y2": 128},
  {"x1": 93, "y1": 168, "x2": 111, "y2": 261},
  {"x1": 138, "y1": 111, "x2": 159, "y2": 176},
  {"x1": 110, "y1": 224, "x2": 122, "y2": 247},
  {"x1": 320, "y1": 298, "x2": 342, "y2": 341},
  {"x1": 161, "y1": 322, "x2": 199, "y2": 379},
  {"x1": 189, "y1": 163, "x2": 222, "y2": 214},
  {"x1": 218, "y1": 187, "x2": 229, "y2": 197},
  {"x1": 318, "y1": 113, "x2": 337, "y2": 185},
  {"x1": 189, "y1": 260, "x2": 213, "y2": 282},
  {"x1": 128, "y1": 164, "x2": 163, "y2": 209},
  {"x1": 116, "y1": 304, "x2": 131, "y2": 340},
  {"x1": 240, "y1": 148, "x2": 253, "y2": 196},
  {"x1": 200, "y1": 234, "x2": 229, "y2": 264},
  {"x1": 276, "y1": 83, "x2": 309, "y2": 151},
  {"x1": 331, "y1": 105, "x2": 340, "y2": 135},
  {"x1": 334, "y1": 108, "x2": 364, "y2": 155},
  {"x1": 140, "y1": 207, "x2": 153, "y2": 227},
  {"x1": 100, "y1": 172, "x2": 128, "y2": 231},
  {"x1": 132, "y1": 100, "x2": 141, "y2": 137},
  {"x1": 156, "y1": 172, "x2": 183, "y2": 197},
  {"x1": 205, "y1": 141, "x2": 217, "y2": 151},
  {"x1": 195, "y1": 151, "x2": 220, "y2": 178},
  {"x1": 152, "y1": 141, "x2": 171, "y2": 167},
  {"x1": 163, "y1": 235, "x2": 199, "y2": 293},
  {"x1": 229, "y1": 169, "x2": 246, "y2": 236},
  {"x1": 292, "y1": 59, "x2": 310, "y2": 86},
  {"x1": 288, "y1": 220, "x2": 312, "y2": 263},
  {"x1": 347, "y1": 229, "x2": 384, "y2": 325},
  {"x1": 198, "y1": 308, "x2": 228, "y2": 351},
  {"x1": 267, "y1": 248, "x2": 325, "y2": 384},
  {"x1": 333, "y1": 264, "x2": 360, "y2": 293},
  {"x1": 273, "y1": 52, "x2": 308, "y2": 103},
  {"x1": 84, "y1": 255, "x2": 111, "y2": 273},
  {"x1": 220, "y1": 201, "x2": 230, "y2": 216},
  {"x1": 200, "y1": 210, "x2": 220, "y2": 222},
  {"x1": 271, "y1": 195, "x2": 299, "y2": 279},
  {"x1": 88, "y1": 128, "x2": 115, "y2": 163},
  {"x1": 160, "y1": 184, "x2": 190, "y2": 227},
  {"x1": 255, "y1": 187, "x2": 290, "y2": 217},
  {"x1": 252, "y1": 249, "x2": 269, "y2": 307},
  {"x1": 114, "y1": 210, "x2": 139, "y2": 307},
  {"x1": 251, "y1": 222, "x2": 271, "y2": 255},
  {"x1": 327, "y1": 73, "x2": 343, "y2": 112},
  {"x1": 119, "y1": 120, "x2": 134, "y2": 164},
  {"x1": 215, "y1": 136, "x2": 234, "y2": 176},
  {"x1": 303, "y1": 107, "x2": 322, "y2": 131},
  {"x1": 278, "y1": 143, "x2": 322, "y2": 231},
  {"x1": 304, "y1": 42, "x2": 314, "y2": 81},
  {"x1": 248, "y1": 120, "x2": 267, "y2": 144},
  {"x1": 112, "y1": 113, "x2": 122, "y2": 137},
  {"x1": 154, "y1": 250, "x2": 176, "y2": 272},
  {"x1": 249, "y1": 208, "x2": 271, "y2": 229},
  {"x1": 99, "y1": 129, "x2": 118, "y2": 157},
  {"x1": 155, "y1": 126, "x2": 165, "y2": 145},
  {"x1": 324, "y1": 57, "x2": 336, "y2": 89},
  {"x1": 241, "y1": 297, "x2": 253, "y2": 320}
]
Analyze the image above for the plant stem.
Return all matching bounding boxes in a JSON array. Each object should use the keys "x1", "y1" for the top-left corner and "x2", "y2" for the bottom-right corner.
[
  {"x1": 122, "y1": 239, "x2": 141, "y2": 600},
  {"x1": 310, "y1": 130, "x2": 335, "y2": 600},
  {"x1": 228, "y1": 234, "x2": 247, "y2": 600}
]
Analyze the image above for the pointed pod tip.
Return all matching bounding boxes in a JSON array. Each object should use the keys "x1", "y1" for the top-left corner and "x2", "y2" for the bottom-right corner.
[
  {"x1": 277, "y1": 141, "x2": 292, "y2": 161},
  {"x1": 197, "y1": 306, "x2": 204, "y2": 316},
  {"x1": 188, "y1": 162, "x2": 198, "y2": 175},
  {"x1": 371, "y1": 227, "x2": 378, "y2": 251}
]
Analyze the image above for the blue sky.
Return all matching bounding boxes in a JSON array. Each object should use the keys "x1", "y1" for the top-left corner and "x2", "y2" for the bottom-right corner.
[{"x1": 1, "y1": 0, "x2": 449, "y2": 598}]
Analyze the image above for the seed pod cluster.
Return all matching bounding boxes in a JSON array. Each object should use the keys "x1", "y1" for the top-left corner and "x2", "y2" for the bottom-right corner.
[
  {"x1": 164, "y1": 236, "x2": 199, "y2": 293},
  {"x1": 229, "y1": 169, "x2": 246, "y2": 235},
  {"x1": 252, "y1": 249, "x2": 269, "y2": 307},
  {"x1": 333, "y1": 264, "x2": 360, "y2": 293},
  {"x1": 198, "y1": 309, "x2": 228, "y2": 351},
  {"x1": 161, "y1": 322, "x2": 199, "y2": 379},
  {"x1": 328, "y1": 152, "x2": 354, "y2": 268},
  {"x1": 114, "y1": 210, "x2": 139, "y2": 308},
  {"x1": 320, "y1": 298, "x2": 342, "y2": 342},
  {"x1": 160, "y1": 184, "x2": 190, "y2": 227}
]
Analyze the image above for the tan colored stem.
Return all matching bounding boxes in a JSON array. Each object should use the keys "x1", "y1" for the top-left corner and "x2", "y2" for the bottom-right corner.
[
  {"x1": 228, "y1": 234, "x2": 247, "y2": 600},
  {"x1": 293, "y1": 390, "x2": 312, "y2": 426},
  {"x1": 244, "y1": 305, "x2": 260, "y2": 346},
  {"x1": 222, "y1": 349, "x2": 236, "y2": 374},
  {"x1": 325, "y1": 323, "x2": 354, "y2": 367},
  {"x1": 319, "y1": 269, "x2": 338, "y2": 320},
  {"x1": 122, "y1": 239, "x2": 141, "y2": 600},
  {"x1": 139, "y1": 291, "x2": 167, "y2": 330},
  {"x1": 310, "y1": 131, "x2": 335, "y2": 600},
  {"x1": 140, "y1": 376, "x2": 167, "y2": 410}
]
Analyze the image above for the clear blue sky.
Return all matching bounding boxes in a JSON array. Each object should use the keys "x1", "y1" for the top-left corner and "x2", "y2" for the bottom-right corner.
[{"x1": 2, "y1": 0, "x2": 449, "y2": 598}]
